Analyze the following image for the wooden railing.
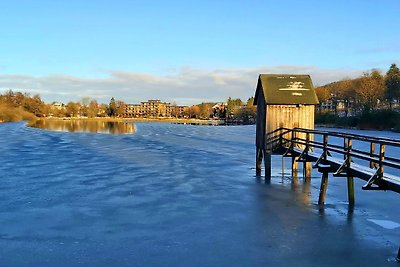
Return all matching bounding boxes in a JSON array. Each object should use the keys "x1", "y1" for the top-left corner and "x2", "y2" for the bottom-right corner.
[{"x1": 265, "y1": 127, "x2": 400, "y2": 193}]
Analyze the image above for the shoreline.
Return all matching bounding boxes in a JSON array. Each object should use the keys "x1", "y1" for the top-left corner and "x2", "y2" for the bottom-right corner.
[{"x1": 1, "y1": 118, "x2": 397, "y2": 132}]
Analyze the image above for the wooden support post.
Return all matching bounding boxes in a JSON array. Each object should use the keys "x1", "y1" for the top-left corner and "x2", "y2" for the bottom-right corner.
[
  {"x1": 347, "y1": 176, "x2": 355, "y2": 206},
  {"x1": 264, "y1": 150, "x2": 271, "y2": 178},
  {"x1": 318, "y1": 171, "x2": 329, "y2": 205},
  {"x1": 304, "y1": 162, "x2": 312, "y2": 181},
  {"x1": 256, "y1": 148, "x2": 263, "y2": 176},
  {"x1": 292, "y1": 156, "x2": 298, "y2": 178}
]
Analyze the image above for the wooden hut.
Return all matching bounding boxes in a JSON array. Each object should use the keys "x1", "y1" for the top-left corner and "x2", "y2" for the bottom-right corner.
[{"x1": 253, "y1": 74, "x2": 319, "y2": 177}]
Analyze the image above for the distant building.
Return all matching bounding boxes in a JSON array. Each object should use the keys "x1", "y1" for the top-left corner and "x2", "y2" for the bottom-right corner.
[
  {"x1": 317, "y1": 96, "x2": 354, "y2": 116},
  {"x1": 212, "y1": 103, "x2": 226, "y2": 118},
  {"x1": 124, "y1": 99, "x2": 189, "y2": 118},
  {"x1": 318, "y1": 99, "x2": 345, "y2": 112},
  {"x1": 51, "y1": 102, "x2": 65, "y2": 110},
  {"x1": 173, "y1": 105, "x2": 189, "y2": 118},
  {"x1": 125, "y1": 104, "x2": 143, "y2": 117}
]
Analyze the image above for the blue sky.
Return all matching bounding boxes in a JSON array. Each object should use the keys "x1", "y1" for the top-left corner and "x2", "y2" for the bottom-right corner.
[{"x1": 1, "y1": 0, "x2": 399, "y2": 104}]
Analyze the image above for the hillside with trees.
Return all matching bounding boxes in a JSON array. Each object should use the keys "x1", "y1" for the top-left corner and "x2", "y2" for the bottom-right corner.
[
  {"x1": 315, "y1": 63, "x2": 400, "y2": 130},
  {"x1": 0, "y1": 90, "x2": 44, "y2": 122}
]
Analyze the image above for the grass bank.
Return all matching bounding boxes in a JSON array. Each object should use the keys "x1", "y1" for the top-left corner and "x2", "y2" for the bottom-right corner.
[{"x1": 0, "y1": 104, "x2": 37, "y2": 123}]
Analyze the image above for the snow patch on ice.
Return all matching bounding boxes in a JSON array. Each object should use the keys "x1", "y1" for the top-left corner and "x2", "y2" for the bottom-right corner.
[{"x1": 367, "y1": 219, "x2": 400, "y2": 230}]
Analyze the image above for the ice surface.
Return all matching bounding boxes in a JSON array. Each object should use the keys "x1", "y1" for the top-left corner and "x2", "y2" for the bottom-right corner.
[{"x1": 0, "y1": 122, "x2": 399, "y2": 267}]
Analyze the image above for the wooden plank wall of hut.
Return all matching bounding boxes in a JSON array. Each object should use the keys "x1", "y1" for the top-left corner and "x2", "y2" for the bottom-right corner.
[{"x1": 266, "y1": 105, "x2": 314, "y2": 149}]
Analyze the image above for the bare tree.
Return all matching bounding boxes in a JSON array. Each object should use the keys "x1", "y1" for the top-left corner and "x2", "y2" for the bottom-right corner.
[
  {"x1": 87, "y1": 100, "x2": 99, "y2": 118},
  {"x1": 65, "y1": 102, "x2": 81, "y2": 117},
  {"x1": 116, "y1": 100, "x2": 127, "y2": 117},
  {"x1": 355, "y1": 70, "x2": 385, "y2": 112}
]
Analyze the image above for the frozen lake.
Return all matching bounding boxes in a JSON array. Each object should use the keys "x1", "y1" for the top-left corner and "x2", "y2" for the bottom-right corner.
[{"x1": 0, "y1": 122, "x2": 399, "y2": 266}]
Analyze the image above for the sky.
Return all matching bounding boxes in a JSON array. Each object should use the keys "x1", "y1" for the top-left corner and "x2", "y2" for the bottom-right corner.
[{"x1": 0, "y1": 0, "x2": 399, "y2": 105}]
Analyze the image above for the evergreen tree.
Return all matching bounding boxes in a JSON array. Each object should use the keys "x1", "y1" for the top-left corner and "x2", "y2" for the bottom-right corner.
[
  {"x1": 385, "y1": 63, "x2": 400, "y2": 109},
  {"x1": 226, "y1": 97, "x2": 243, "y2": 117},
  {"x1": 108, "y1": 97, "x2": 117, "y2": 117}
]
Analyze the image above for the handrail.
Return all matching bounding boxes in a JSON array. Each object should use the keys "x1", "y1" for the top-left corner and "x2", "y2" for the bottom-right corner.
[
  {"x1": 266, "y1": 127, "x2": 400, "y2": 184},
  {"x1": 278, "y1": 127, "x2": 400, "y2": 147}
]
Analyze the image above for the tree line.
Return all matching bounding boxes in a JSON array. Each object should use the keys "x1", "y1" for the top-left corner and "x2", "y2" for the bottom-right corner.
[
  {"x1": 187, "y1": 97, "x2": 256, "y2": 124},
  {"x1": 0, "y1": 91, "x2": 108, "y2": 120},
  {"x1": 0, "y1": 89, "x2": 257, "y2": 123}
]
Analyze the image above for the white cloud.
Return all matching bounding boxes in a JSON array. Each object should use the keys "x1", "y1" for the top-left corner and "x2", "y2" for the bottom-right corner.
[{"x1": 0, "y1": 65, "x2": 364, "y2": 106}]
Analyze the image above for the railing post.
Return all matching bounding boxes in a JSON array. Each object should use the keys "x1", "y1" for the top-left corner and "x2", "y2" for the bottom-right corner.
[
  {"x1": 379, "y1": 144, "x2": 385, "y2": 176},
  {"x1": 362, "y1": 143, "x2": 386, "y2": 190},
  {"x1": 323, "y1": 134, "x2": 328, "y2": 161},
  {"x1": 304, "y1": 132, "x2": 312, "y2": 180},
  {"x1": 305, "y1": 132, "x2": 310, "y2": 154},
  {"x1": 291, "y1": 129, "x2": 296, "y2": 148},
  {"x1": 292, "y1": 129, "x2": 298, "y2": 177},
  {"x1": 347, "y1": 138, "x2": 352, "y2": 163},
  {"x1": 370, "y1": 142, "x2": 376, "y2": 169}
]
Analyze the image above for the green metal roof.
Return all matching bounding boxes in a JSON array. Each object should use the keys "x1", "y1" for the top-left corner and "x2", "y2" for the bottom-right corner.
[{"x1": 254, "y1": 74, "x2": 319, "y2": 105}]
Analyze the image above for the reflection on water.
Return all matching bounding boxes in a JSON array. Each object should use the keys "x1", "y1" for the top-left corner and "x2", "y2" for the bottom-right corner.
[
  {"x1": 29, "y1": 119, "x2": 136, "y2": 134},
  {"x1": 291, "y1": 176, "x2": 312, "y2": 205}
]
